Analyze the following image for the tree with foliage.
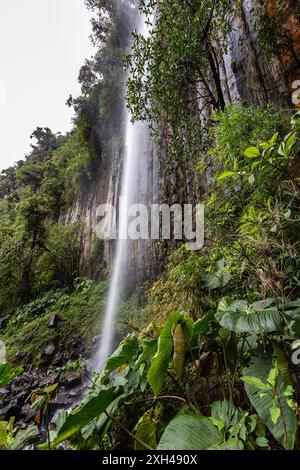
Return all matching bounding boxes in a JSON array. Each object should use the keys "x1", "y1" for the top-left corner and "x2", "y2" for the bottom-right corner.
[{"x1": 125, "y1": 0, "x2": 239, "y2": 168}]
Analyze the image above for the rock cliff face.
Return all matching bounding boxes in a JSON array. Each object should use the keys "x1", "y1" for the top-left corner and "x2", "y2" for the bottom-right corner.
[
  {"x1": 224, "y1": 1, "x2": 289, "y2": 106},
  {"x1": 61, "y1": 0, "x2": 300, "y2": 285},
  {"x1": 61, "y1": 136, "x2": 123, "y2": 274}
]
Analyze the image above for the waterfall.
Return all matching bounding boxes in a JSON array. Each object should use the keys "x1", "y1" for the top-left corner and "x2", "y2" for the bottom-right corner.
[{"x1": 95, "y1": 12, "x2": 153, "y2": 369}]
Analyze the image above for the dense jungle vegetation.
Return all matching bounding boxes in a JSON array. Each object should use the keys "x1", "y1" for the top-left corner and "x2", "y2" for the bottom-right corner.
[{"x1": 1, "y1": 0, "x2": 300, "y2": 451}]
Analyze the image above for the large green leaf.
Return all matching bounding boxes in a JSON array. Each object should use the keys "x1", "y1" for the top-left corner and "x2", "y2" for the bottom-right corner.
[
  {"x1": 147, "y1": 312, "x2": 181, "y2": 396},
  {"x1": 157, "y1": 414, "x2": 222, "y2": 450},
  {"x1": 215, "y1": 299, "x2": 282, "y2": 333},
  {"x1": 243, "y1": 354, "x2": 297, "y2": 450},
  {"x1": 52, "y1": 388, "x2": 116, "y2": 447},
  {"x1": 82, "y1": 392, "x2": 129, "y2": 441},
  {"x1": 104, "y1": 336, "x2": 139, "y2": 374}
]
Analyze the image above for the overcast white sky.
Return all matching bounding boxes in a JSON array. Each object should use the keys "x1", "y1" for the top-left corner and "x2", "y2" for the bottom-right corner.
[{"x1": 0, "y1": 0, "x2": 94, "y2": 171}]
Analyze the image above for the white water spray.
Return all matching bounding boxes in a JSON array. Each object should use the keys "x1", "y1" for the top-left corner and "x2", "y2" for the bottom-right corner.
[{"x1": 95, "y1": 13, "x2": 153, "y2": 369}]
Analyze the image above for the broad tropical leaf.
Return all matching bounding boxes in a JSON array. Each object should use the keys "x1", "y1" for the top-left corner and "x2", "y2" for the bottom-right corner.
[
  {"x1": 243, "y1": 354, "x2": 297, "y2": 450},
  {"x1": 147, "y1": 312, "x2": 181, "y2": 396},
  {"x1": 104, "y1": 336, "x2": 139, "y2": 374},
  {"x1": 193, "y1": 311, "x2": 215, "y2": 339},
  {"x1": 157, "y1": 414, "x2": 222, "y2": 450},
  {"x1": 52, "y1": 388, "x2": 116, "y2": 447},
  {"x1": 82, "y1": 392, "x2": 129, "y2": 441},
  {"x1": 215, "y1": 299, "x2": 282, "y2": 333}
]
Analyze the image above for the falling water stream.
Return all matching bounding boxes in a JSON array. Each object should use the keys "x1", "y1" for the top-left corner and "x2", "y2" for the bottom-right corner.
[{"x1": 95, "y1": 12, "x2": 153, "y2": 369}]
